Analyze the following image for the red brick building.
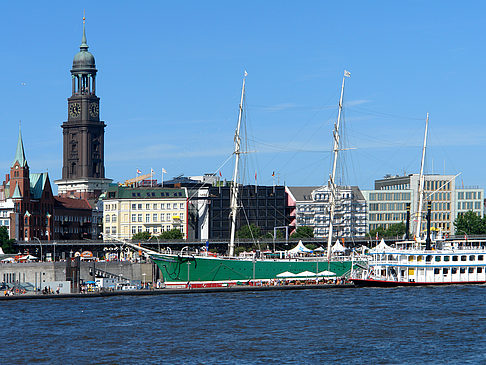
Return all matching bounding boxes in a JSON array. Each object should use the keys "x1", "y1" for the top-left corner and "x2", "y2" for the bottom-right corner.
[{"x1": 0, "y1": 130, "x2": 54, "y2": 241}]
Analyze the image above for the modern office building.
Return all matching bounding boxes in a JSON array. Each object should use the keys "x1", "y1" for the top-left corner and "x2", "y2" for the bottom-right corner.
[
  {"x1": 207, "y1": 185, "x2": 291, "y2": 239},
  {"x1": 363, "y1": 174, "x2": 484, "y2": 236}
]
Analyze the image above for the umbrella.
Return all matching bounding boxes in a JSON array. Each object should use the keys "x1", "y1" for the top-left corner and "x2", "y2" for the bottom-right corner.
[{"x1": 294, "y1": 271, "x2": 318, "y2": 277}]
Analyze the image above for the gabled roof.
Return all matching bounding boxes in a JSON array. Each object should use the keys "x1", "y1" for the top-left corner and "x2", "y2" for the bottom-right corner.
[
  {"x1": 287, "y1": 186, "x2": 320, "y2": 202},
  {"x1": 54, "y1": 196, "x2": 92, "y2": 210},
  {"x1": 30, "y1": 173, "x2": 48, "y2": 199},
  {"x1": 11, "y1": 183, "x2": 22, "y2": 199}
]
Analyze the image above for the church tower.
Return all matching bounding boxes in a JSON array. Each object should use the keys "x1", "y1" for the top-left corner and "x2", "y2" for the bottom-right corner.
[{"x1": 56, "y1": 16, "x2": 112, "y2": 200}]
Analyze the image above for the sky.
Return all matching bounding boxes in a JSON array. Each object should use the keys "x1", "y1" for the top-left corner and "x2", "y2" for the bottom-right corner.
[{"x1": 1, "y1": 1, "x2": 486, "y2": 193}]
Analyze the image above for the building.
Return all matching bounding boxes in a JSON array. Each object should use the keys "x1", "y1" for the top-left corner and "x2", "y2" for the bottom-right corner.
[
  {"x1": 363, "y1": 174, "x2": 484, "y2": 236},
  {"x1": 163, "y1": 174, "x2": 217, "y2": 241},
  {"x1": 207, "y1": 185, "x2": 291, "y2": 239},
  {"x1": 53, "y1": 197, "x2": 93, "y2": 240},
  {"x1": 55, "y1": 18, "x2": 112, "y2": 200},
  {"x1": 0, "y1": 130, "x2": 55, "y2": 241},
  {"x1": 287, "y1": 185, "x2": 367, "y2": 238},
  {"x1": 101, "y1": 185, "x2": 189, "y2": 241}
]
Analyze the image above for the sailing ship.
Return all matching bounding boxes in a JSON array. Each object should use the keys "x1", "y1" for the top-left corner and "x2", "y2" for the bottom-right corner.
[
  {"x1": 150, "y1": 70, "x2": 362, "y2": 288},
  {"x1": 351, "y1": 115, "x2": 486, "y2": 286}
]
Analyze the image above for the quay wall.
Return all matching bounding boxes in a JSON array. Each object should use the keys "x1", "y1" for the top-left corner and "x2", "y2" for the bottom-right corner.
[{"x1": 0, "y1": 261, "x2": 154, "y2": 288}]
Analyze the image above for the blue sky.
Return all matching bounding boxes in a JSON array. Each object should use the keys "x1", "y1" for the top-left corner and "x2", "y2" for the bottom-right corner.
[{"x1": 1, "y1": 1, "x2": 485, "y2": 192}]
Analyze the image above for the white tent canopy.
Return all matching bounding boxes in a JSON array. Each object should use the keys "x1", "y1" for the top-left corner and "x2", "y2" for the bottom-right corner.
[
  {"x1": 317, "y1": 270, "x2": 336, "y2": 277},
  {"x1": 294, "y1": 271, "x2": 318, "y2": 277},
  {"x1": 370, "y1": 238, "x2": 393, "y2": 253},
  {"x1": 314, "y1": 246, "x2": 325, "y2": 252},
  {"x1": 288, "y1": 240, "x2": 313, "y2": 254},
  {"x1": 331, "y1": 239, "x2": 346, "y2": 253},
  {"x1": 276, "y1": 271, "x2": 296, "y2": 278}
]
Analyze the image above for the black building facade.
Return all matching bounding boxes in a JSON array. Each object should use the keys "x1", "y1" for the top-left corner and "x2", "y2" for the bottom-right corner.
[{"x1": 208, "y1": 185, "x2": 292, "y2": 239}]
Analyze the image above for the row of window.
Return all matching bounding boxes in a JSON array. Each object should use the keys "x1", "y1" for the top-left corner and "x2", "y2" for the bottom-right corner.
[
  {"x1": 434, "y1": 267, "x2": 483, "y2": 274},
  {"x1": 368, "y1": 192, "x2": 411, "y2": 201},
  {"x1": 105, "y1": 213, "x2": 184, "y2": 224},
  {"x1": 458, "y1": 191, "x2": 482, "y2": 200},
  {"x1": 54, "y1": 216, "x2": 91, "y2": 223},
  {"x1": 408, "y1": 254, "x2": 484, "y2": 262},
  {"x1": 458, "y1": 201, "x2": 482, "y2": 210}
]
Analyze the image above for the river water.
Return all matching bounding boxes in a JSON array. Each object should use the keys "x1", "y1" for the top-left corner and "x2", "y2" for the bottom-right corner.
[{"x1": 2, "y1": 286, "x2": 485, "y2": 364}]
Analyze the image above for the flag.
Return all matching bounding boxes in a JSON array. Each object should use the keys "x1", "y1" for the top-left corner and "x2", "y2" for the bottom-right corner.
[
  {"x1": 205, "y1": 240, "x2": 209, "y2": 251},
  {"x1": 375, "y1": 232, "x2": 378, "y2": 240},
  {"x1": 162, "y1": 168, "x2": 167, "y2": 174},
  {"x1": 344, "y1": 70, "x2": 351, "y2": 78},
  {"x1": 219, "y1": 171, "x2": 222, "y2": 177},
  {"x1": 136, "y1": 169, "x2": 141, "y2": 174},
  {"x1": 244, "y1": 70, "x2": 248, "y2": 77},
  {"x1": 255, "y1": 172, "x2": 257, "y2": 180},
  {"x1": 150, "y1": 168, "x2": 154, "y2": 175},
  {"x1": 272, "y1": 171, "x2": 275, "y2": 177}
]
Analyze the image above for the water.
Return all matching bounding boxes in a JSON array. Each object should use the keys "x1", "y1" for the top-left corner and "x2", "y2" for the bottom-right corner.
[{"x1": 2, "y1": 286, "x2": 486, "y2": 364}]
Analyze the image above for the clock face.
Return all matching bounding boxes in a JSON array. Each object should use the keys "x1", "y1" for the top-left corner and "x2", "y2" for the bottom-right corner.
[
  {"x1": 69, "y1": 103, "x2": 81, "y2": 118},
  {"x1": 89, "y1": 103, "x2": 99, "y2": 117}
]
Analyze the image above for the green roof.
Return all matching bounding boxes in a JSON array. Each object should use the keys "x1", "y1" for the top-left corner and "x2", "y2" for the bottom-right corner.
[
  {"x1": 30, "y1": 172, "x2": 48, "y2": 199},
  {"x1": 11, "y1": 183, "x2": 22, "y2": 199},
  {"x1": 104, "y1": 186, "x2": 187, "y2": 200},
  {"x1": 13, "y1": 128, "x2": 27, "y2": 168}
]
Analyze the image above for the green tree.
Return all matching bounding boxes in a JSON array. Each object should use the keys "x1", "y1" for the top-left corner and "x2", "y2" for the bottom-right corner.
[
  {"x1": 292, "y1": 226, "x2": 314, "y2": 238},
  {"x1": 132, "y1": 231, "x2": 151, "y2": 240},
  {"x1": 454, "y1": 211, "x2": 486, "y2": 235},
  {"x1": 237, "y1": 224, "x2": 261, "y2": 239},
  {"x1": 386, "y1": 222, "x2": 406, "y2": 238},
  {"x1": 369, "y1": 226, "x2": 386, "y2": 238},
  {"x1": 159, "y1": 228, "x2": 183, "y2": 240},
  {"x1": 0, "y1": 226, "x2": 15, "y2": 254}
]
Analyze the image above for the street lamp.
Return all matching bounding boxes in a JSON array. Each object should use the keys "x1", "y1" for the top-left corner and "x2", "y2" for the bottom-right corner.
[{"x1": 33, "y1": 237, "x2": 42, "y2": 262}]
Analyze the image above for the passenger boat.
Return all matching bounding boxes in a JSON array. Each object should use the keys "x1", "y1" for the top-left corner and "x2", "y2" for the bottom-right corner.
[
  {"x1": 351, "y1": 113, "x2": 486, "y2": 287},
  {"x1": 351, "y1": 238, "x2": 486, "y2": 287}
]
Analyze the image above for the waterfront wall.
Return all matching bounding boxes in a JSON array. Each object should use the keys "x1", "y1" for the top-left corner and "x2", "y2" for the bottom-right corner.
[{"x1": 0, "y1": 261, "x2": 154, "y2": 289}]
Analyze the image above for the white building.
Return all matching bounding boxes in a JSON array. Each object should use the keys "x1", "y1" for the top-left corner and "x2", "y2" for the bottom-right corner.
[
  {"x1": 288, "y1": 185, "x2": 367, "y2": 238},
  {"x1": 101, "y1": 185, "x2": 188, "y2": 240}
]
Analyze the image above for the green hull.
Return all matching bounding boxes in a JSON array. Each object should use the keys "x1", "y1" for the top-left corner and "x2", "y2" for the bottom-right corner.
[{"x1": 152, "y1": 254, "x2": 355, "y2": 287}]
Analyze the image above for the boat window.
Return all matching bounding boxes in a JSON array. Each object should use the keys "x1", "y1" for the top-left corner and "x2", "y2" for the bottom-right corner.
[
  {"x1": 461, "y1": 256, "x2": 467, "y2": 262},
  {"x1": 435, "y1": 256, "x2": 441, "y2": 262},
  {"x1": 460, "y1": 268, "x2": 466, "y2": 274},
  {"x1": 469, "y1": 255, "x2": 476, "y2": 261},
  {"x1": 417, "y1": 256, "x2": 423, "y2": 262},
  {"x1": 478, "y1": 267, "x2": 483, "y2": 273},
  {"x1": 468, "y1": 267, "x2": 475, "y2": 273},
  {"x1": 426, "y1": 255, "x2": 432, "y2": 262},
  {"x1": 434, "y1": 268, "x2": 440, "y2": 275},
  {"x1": 452, "y1": 256, "x2": 458, "y2": 262},
  {"x1": 443, "y1": 268, "x2": 449, "y2": 275},
  {"x1": 478, "y1": 255, "x2": 484, "y2": 261},
  {"x1": 452, "y1": 268, "x2": 457, "y2": 274},
  {"x1": 444, "y1": 256, "x2": 450, "y2": 262},
  {"x1": 408, "y1": 256, "x2": 414, "y2": 262}
]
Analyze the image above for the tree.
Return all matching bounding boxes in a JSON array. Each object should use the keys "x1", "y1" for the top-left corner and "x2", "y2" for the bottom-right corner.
[
  {"x1": 132, "y1": 231, "x2": 151, "y2": 240},
  {"x1": 292, "y1": 226, "x2": 314, "y2": 238},
  {"x1": 0, "y1": 226, "x2": 15, "y2": 253},
  {"x1": 454, "y1": 211, "x2": 486, "y2": 235},
  {"x1": 386, "y1": 222, "x2": 406, "y2": 238},
  {"x1": 369, "y1": 226, "x2": 386, "y2": 238},
  {"x1": 159, "y1": 228, "x2": 183, "y2": 240},
  {"x1": 237, "y1": 224, "x2": 261, "y2": 239}
]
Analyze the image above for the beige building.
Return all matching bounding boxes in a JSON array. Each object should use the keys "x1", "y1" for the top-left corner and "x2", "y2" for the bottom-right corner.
[{"x1": 101, "y1": 186, "x2": 188, "y2": 240}]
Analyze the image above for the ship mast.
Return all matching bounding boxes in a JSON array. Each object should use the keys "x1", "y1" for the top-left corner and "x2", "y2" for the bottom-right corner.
[
  {"x1": 327, "y1": 70, "x2": 350, "y2": 261},
  {"x1": 415, "y1": 112, "x2": 429, "y2": 241},
  {"x1": 228, "y1": 71, "x2": 247, "y2": 257}
]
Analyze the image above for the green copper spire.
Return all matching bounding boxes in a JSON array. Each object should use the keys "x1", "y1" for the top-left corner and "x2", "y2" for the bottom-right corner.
[
  {"x1": 13, "y1": 125, "x2": 27, "y2": 167},
  {"x1": 80, "y1": 13, "x2": 88, "y2": 51}
]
